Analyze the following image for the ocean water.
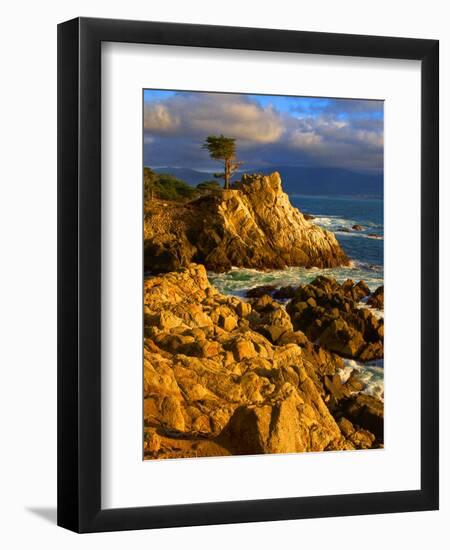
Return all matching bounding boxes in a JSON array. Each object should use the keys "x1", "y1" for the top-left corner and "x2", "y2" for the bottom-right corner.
[
  {"x1": 294, "y1": 194, "x2": 383, "y2": 269},
  {"x1": 207, "y1": 193, "x2": 384, "y2": 400},
  {"x1": 339, "y1": 359, "x2": 384, "y2": 402},
  {"x1": 208, "y1": 194, "x2": 384, "y2": 297}
]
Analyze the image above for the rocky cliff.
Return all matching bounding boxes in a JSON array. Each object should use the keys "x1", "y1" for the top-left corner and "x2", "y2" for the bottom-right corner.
[
  {"x1": 144, "y1": 172, "x2": 349, "y2": 273},
  {"x1": 143, "y1": 264, "x2": 383, "y2": 459}
]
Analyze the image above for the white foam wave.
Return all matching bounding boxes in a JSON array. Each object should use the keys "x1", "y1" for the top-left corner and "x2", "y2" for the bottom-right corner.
[
  {"x1": 339, "y1": 359, "x2": 384, "y2": 401},
  {"x1": 208, "y1": 262, "x2": 383, "y2": 298},
  {"x1": 356, "y1": 302, "x2": 384, "y2": 320},
  {"x1": 335, "y1": 231, "x2": 384, "y2": 240},
  {"x1": 313, "y1": 215, "x2": 383, "y2": 239}
]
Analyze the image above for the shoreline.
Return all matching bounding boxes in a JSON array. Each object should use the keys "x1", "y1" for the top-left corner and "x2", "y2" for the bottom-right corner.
[{"x1": 206, "y1": 262, "x2": 383, "y2": 298}]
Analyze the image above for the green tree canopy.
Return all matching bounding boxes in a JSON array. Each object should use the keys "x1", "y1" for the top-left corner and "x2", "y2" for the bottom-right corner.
[
  {"x1": 144, "y1": 167, "x2": 198, "y2": 202},
  {"x1": 202, "y1": 134, "x2": 242, "y2": 189}
]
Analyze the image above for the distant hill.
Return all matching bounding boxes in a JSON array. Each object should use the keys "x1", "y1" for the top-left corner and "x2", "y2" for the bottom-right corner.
[
  {"x1": 274, "y1": 166, "x2": 383, "y2": 199},
  {"x1": 152, "y1": 165, "x2": 384, "y2": 199}
]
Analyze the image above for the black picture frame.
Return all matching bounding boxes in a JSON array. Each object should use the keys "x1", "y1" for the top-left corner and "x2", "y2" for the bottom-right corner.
[{"x1": 57, "y1": 17, "x2": 439, "y2": 533}]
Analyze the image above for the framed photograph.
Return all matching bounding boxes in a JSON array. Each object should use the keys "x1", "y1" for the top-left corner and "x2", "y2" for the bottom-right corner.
[{"x1": 57, "y1": 17, "x2": 439, "y2": 532}]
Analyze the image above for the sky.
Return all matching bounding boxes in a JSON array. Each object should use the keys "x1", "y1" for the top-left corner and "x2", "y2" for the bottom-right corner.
[{"x1": 143, "y1": 90, "x2": 383, "y2": 174}]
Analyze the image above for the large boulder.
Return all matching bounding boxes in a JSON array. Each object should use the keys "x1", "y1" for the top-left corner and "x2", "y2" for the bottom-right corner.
[
  {"x1": 220, "y1": 382, "x2": 344, "y2": 455},
  {"x1": 249, "y1": 296, "x2": 294, "y2": 344},
  {"x1": 338, "y1": 394, "x2": 384, "y2": 441},
  {"x1": 337, "y1": 417, "x2": 375, "y2": 450},
  {"x1": 318, "y1": 319, "x2": 366, "y2": 358},
  {"x1": 246, "y1": 285, "x2": 277, "y2": 298},
  {"x1": 367, "y1": 286, "x2": 384, "y2": 310}
]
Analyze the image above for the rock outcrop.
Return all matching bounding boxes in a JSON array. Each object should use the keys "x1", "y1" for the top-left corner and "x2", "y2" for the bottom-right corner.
[
  {"x1": 144, "y1": 172, "x2": 348, "y2": 273},
  {"x1": 367, "y1": 285, "x2": 384, "y2": 310},
  {"x1": 143, "y1": 264, "x2": 382, "y2": 460},
  {"x1": 286, "y1": 277, "x2": 384, "y2": 361}
]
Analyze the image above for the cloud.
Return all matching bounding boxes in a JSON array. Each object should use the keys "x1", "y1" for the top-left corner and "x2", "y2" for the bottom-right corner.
[
  {"x1": 144, "y1": 93, "x2": 283, "y2": 143},
  {"x1": 143, "y1": 92, "x2": 383, "y2": 173},
  {"x1": 282, "y1": 111, "x2": 383, "y2": 171},
  {"x1": 144, "y1": 104, "x2": 180, "y2": 133},
  {"x1": 354, "y1": 129, "x2": 383, "y2": 149},
  {"x1": 291, "y1": 129, "x2": 323, "y2": 148}
]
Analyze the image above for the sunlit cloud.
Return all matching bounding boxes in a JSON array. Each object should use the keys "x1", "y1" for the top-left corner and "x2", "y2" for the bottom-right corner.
[
  {"x1": 144, "y1": 104, "x2": 180, "y2": 133},
  {"x1": 144, "y1": 92, "x2": 283, "y2": 143}
]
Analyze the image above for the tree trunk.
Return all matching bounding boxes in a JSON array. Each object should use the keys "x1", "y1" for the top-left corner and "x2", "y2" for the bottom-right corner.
[{"x1": 224, "y1": 158, "x2": 230, "y2": 189}]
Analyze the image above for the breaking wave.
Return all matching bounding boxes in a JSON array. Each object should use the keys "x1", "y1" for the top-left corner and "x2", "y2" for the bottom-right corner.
[{"x1": 339, "y1": 359, "x2": 384, "y2": 402}]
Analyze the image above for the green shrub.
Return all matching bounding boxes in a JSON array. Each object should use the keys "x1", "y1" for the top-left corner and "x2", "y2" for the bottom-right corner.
[
  {"x1": 196, "y1": 180, "x2": 221, "y2": 191},
  {"x1": 144, "y1": 167, "x2": 198, "y2": 202}
]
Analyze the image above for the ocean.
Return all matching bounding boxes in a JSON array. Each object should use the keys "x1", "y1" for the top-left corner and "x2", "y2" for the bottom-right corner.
[
  {"x1": 208, "y1": 194, "x2": 384, "y2": 296},
  {"x1": 208, "y1": 194, "x2": 384, "y2": 401}
]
